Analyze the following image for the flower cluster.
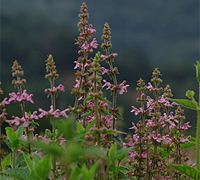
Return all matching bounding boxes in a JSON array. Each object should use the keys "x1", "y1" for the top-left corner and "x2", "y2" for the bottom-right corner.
[{"x1": 126, "y1": 69, "x2": 192, "y2": 179}]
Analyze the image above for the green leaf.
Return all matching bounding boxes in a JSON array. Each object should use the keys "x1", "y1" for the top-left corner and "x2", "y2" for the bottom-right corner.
[
  {"x1": 97, "y1": 96, "x2": 110, "y2": 103},
  {"x1": 101, "y1": 130, "x2": 127, "y2": 135},
  {"x1": 111, "y1": 163, "x2": 117, "y2": 180},
  {"x1": 1, "y1": 153, "x2": 11, "y2": 170},
  {"x1": 70, "y1": 166, "x2": 82, "y2": 180},
  {"x1": 16, "y1": 125, "x2": 24, "y2": 138},
  {"x1": 195, "y1": 61, "x2": 200, "y2": 83},
  {"x1": 35, "y1": 154, "x2": 51, "y2": 179},
  {"x1": 89, "y1": 160, "x2": 99, "y2": 176},
  {"x1": 181, "y1": 141, "x2": 196, "y2": 149},
  {"x1": 113, "y1": 135, "x2": 124, "y2": 147},
  {"x1": 76, "y1": 121, "x2": 85, "y2": 134},
  {"x1": 85, "y1": 118, "x2": 96, "y2": 132},
  {"x1": 6, "y1": 127, "x2": 18, "y2": 143},
  {"x1": 173, "y1": 164, "x2": 199, "y2": 180},
  {"x1": 109, "y1": 143, "x2": 117, "y2": 160},
  {"x1": 44, "y1": 129, "x2": 52, "y2": 138},
  {"x1": 84, "y1": 96, "x2": 93, "y2": 104},
  {"x1": 100, "y1": 108, "x2": 112, "y2": 116},
  {"x1": 22, "y1": 152, "x2": 33, "y2": 171},
  {"x1": 81, "y1": 110, "x2": 95, "y2": 117},
  {"x1": 113, "y1": 147, "x2": 133, "y2": 163},
  {"x1": 116, "y1": 112, "x2": 124, "y2": 120},
  {"x1": 168, "y1": 98, "x2": 198, "y2": 110},
  {"x1": 35, "y1": 141, "x2": 63, "y2": 157},
  {"x1": 15, "y1": 152, "x2": 25, "y2": 167},
  {"x1": 0, "y1": 167, "x2": 31, "y2": 180}
]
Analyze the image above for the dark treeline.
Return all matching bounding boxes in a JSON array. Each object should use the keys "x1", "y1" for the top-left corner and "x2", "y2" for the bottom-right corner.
[{"x1": 1, "y1": 0, "x2": 198, "y2": 136}]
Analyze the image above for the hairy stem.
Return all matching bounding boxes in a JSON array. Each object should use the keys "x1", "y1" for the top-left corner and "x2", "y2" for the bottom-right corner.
[{"x1": 196, "y1": 83, "x2": 200, "y2": 174}]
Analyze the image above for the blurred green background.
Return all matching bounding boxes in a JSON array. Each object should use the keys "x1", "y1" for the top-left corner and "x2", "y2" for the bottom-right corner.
[{"x1": 1, "y1": 0, "x2": 199, "y2": 136}]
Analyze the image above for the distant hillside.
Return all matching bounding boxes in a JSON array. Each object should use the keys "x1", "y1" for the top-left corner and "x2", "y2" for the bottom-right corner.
[{"x1": 2, "y1": 0, "x2": 199, "y2": 65}]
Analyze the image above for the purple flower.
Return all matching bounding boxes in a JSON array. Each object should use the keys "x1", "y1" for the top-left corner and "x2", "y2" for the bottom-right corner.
[
  {"x1": 130, "y1": 106, "x2": 143, "y2": 116},
  {"x1": 129, "y1": 122, "x2": 138, "y2": 130},
  {"x1": 87, "y1": 24, "x2": 96, "y2": 34},
  {"x1": 118, "y1": 81, "x2": 129, "y2": 94},
  {"x1": 101, "y1": 67, "x2": 108, "y2": 75},
  {"x1": 181, "y1": 122, "x2": 191, "y2": 130},
  {"x1": 90, "y1": 38, "x2": 98, "y2": 48},
  {"x1": 0, "y1": 98, "x2": 10, "y2": 107},
  {"x1": 147, "y1": 82, "x2": 153, "y2": 91},
  {"x1": 102, "y1": 80, "x2": 112, "y2": 90},
  {"x1": 57, "y1": 84, "x2": 65, "y2": 92},
  {"x1": 81, "y1": 41, "x2": 90, "y2": 50}
]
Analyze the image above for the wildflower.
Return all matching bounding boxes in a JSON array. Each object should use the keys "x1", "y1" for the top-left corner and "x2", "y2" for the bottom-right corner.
[
  {"x1": 90, "y1": 38, "x2": 98, "y2": 48},
  {"x1": 87, "y1": 24, "x2": 96, "y2": 34},
  {"x1": 118, "y1": 80, "x2": 129, "y2": 94},
  {"x1": 81, "y1": 41, "x2": 90, "y2": 50},
  {"x1": 130, "y1": 106, "x2": 143, "y2": 116},
  {"x1": 8, "y1": 90, "x2": 34, "y2": 104}
]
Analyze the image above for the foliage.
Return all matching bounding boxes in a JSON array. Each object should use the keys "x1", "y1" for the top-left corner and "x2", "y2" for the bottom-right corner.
[{"x1": 0, "y1": 2, "x2": 199, "y2": 180}]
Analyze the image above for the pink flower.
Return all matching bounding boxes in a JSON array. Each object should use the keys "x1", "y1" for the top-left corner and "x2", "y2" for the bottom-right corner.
[
  {"x1": 102, "y1": 80, "x2": 112, "y2": 90},
  {"x1": 181, "y1": 122, "x2": 191, "y2": 130},
  {"x1": 9, "y1": 90, "x2": 34, "y2": 104},
  {"x1": 129, "y1": 122, "x2": 138, "y2": 130},
  {"x1": 38, "y1": 106, "x2": 68, "y2": 119},
  {"x1": 81, "y1": 41, "x2": 90, "y2": 50},
  {"x1": 60, "y1": 108, "x2": 69, "y2": 118},
  {"x1": 57, "y1": 84, "x2": 65, "y2": 92},
  {"x1": 101, "y1": 67, "x2": 108, "y2": 75},
  {"x1": 130, "y1": 106, "x2": 142, "y2": 116},
  {"x1": 118, "y1": 81, "x2": 129, "y2": 94},
  {"x1": 180, "y1": 134, "x2": 191, "y2": 143},
  {"x1": 74, "y1": 61, "x2": 82, "y2": 69},
  {"x1": 162, "y1": 134, "x2": 172, "y2": 144},
  {"x1": 90, "y1": 38, "x2": 98, "y2": 48},
  {"x1": 87, "y1": 24, "x2": 96, "y2": 34},
  {"x1": 147, "y1": 82, "x2": 153, "y2": 91},
  {"x1": 111, "y1": 53, "x2": 118, "y2": 58},
  {"x1": 0, "y1": 98, "x2": 10, "y2": 107},
  {"x1": 133, "y1": 134, "x2": 139, "y2": 142}
]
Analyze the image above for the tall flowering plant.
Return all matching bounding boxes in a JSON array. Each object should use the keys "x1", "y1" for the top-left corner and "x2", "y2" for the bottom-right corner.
[{"x1": 0, "y1": 2, "x2": 197, "y2": 180}]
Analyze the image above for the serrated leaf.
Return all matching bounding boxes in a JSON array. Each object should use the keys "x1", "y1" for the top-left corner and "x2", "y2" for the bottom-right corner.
[
  {"x1": 35, "y1": 154, "x2": 51, "y2": 179},
  {"x1": 6, "y1": 127, "x2": 18, "y2": 143},
  {"x1": 15, "y1": 152, "x2": 24, "y2": 167},
  {"x1": 98, "y1": 96, "x2": 110, "y2": 103},
  {"x1": 173, "y1": 164, "x2": 199, "y2": 180},
  {"x1": 181, "y1": 141, "x2": 196, "y2": 149},
  {"x1": 22, "y1": 152, "x2": 33, "y2": 171},
  {"x1": 16, "y1": 125, "x2": 24, "y2": 138},
  {"x1": 1, "y1": 153, "x2": 11, "y2": 170},
  {"x1": 0, "y1": 167, "x2": 31, "y2": 180},
  {"x1": 109, "y1": 143, "x2": 117, "y2": 160},
  {"x1": 84, "y1": 96, "x2": 93, "y2": 104},
  {"x1": 169, "y1": 98, "x2": 197, "y2": 110}
]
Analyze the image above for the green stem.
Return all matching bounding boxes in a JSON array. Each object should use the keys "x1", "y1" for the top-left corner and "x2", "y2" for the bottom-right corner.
[{"x1": 196, "y1": 83, "x2": 200, "y2": 173}]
